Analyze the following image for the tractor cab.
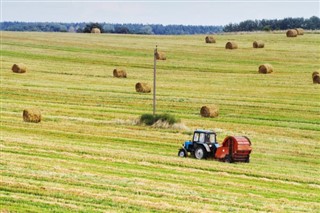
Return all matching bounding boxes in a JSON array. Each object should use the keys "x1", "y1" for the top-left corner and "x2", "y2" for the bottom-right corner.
[
  {"x1": 178, "y1": 130, "x2": 219, "y2": 159},
  {"x1": 192, "y1": 130, "x2": 217, "y2": 144}
]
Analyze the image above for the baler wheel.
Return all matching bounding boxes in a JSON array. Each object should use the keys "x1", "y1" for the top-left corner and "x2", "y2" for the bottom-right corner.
[{"x1": 225, "y1": 155, "x2": 232, "y2": 163}]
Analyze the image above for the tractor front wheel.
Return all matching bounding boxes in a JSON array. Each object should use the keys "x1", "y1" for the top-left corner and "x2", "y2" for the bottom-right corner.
[
  {"x1": 178, "y1": 149, "x2": 187, "y2": 158},
  {"x1": 194, "y1": 147, "x2": 206, "y2": 160}
]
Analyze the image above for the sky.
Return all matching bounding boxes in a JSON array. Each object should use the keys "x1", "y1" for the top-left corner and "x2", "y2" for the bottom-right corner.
[{"x1": 1, "y1": 0, "x2": 319, "y2": 26}]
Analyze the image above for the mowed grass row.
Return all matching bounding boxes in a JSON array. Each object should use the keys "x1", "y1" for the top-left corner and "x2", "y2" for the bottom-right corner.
[{"x1": 1, "y1": 31, "x2": 320, "y2": 212}]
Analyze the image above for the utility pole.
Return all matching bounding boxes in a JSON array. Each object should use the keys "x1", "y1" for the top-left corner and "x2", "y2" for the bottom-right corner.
[{"x1": 153, "y1": 45, "x2": 157, "y2": 116}]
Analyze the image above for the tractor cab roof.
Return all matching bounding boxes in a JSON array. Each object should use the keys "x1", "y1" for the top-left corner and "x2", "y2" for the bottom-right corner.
[{"x1": 194, "y1": 129, "x2": 216, "y2": 134}]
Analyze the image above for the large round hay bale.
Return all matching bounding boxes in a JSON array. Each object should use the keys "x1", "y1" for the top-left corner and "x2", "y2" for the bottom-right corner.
[
  {"x1": 286, "y1": 29, "x2": 297, "y2": 37},
  {"x1": 12, "y1": 63, "x2": 27, "y2": 73},
  {"x1": 113, "y1": 69, "x2": 127, "y2": 78},
  {"x1": 295, "y1": 28, "x2": 304, "y2": 35},
  {"x1": 253, "y1": 41, "x2": 265, "y2": 48},
  {"x1": 200, "y1": 105, "x2": 219, "y2": 118},
  {"x1": 259, "y1": 64, "x2": 274, "y2": 74},
  {"x1": 23, "y1": 108, "x2": 41, "y2": 123},
  {"x1": 312, "y1": 71, "x2": 319, "y2": 79},
  {"x1": 225, "y1": 41, "x2": 238, "y2": 49},
  {"x1": 155, "y1": 51, "x2": 166, "y2": 60},
  {"x1": 312, "y1": 71, "x2": 320, "y2": 84},
  {"x1": 205, "y1": 36, "x2": 216, "y2": 43},
  {"x1": 135, "y1": 82, "x2": 151, "y2": 93},
  {"x1": 313, "y1": 75, "x2": 320, "y2": 84},
  {"x1": 91, "y1": 28, "x2": 101, "y2": 34}
]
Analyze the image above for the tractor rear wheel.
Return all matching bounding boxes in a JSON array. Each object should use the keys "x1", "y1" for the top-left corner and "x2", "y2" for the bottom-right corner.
[
  {"x1": 195, "y1": 147, "x2": 206, "y2": 160},
  {"x1": 178, "y1": 149, "x2": 187, "y2": 158}
]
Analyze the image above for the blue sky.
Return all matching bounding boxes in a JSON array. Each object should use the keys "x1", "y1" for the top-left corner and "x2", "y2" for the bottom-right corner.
[{"x1": 1, "y1": 1, "x2": 319, "y2": 25}]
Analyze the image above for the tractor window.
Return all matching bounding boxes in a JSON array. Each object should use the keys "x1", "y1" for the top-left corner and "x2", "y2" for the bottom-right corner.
[
  {"x1": 199, "y1": 133, "x2": 205, "y2": 143},
  {"x1": 209, "y1": 134, "x2": 216, "y2": 143},
  {"x1": 193, "y1": 133, "x2": 199, "y2": 142}
]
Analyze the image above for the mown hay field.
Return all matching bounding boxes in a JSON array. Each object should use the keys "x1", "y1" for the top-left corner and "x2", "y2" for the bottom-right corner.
[{"x1": 1, "y1": 31, "x2": 320, "y2": 212}]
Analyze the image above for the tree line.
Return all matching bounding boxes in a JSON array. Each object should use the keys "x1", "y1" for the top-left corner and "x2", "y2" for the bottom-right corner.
[
  {"x1": 1, "y1": 16, "x2": 319, "y2": 34},
  {"x1": 0, "y1": 22, "x2": 222, "y2": 35},
  {"x1": 223, "y1": 16, "x2": 320, "y2": 32}
]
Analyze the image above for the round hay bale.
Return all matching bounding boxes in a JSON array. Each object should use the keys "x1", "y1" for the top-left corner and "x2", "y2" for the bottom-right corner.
[
  {"x1": 312, "y1": 71, "x2": 319, "y2": 79},
  {"x1": 23, "y1": 108, "x2": 41, "y2": 123},
  {"x1": 113, "y1": 69, "x2": 127, "y2": 78},
  {"x1": 155, "y1": 51, "x2": 166, "y2": 60},
  {"x1": 225, "y1": 41, "x2": 238, "y2": 49},
  {"x1": 91, "y1": 28, "x2": 101, "y2": 34},
  {"x1": 135, "y1": 82, "x2": 151, "y2": 93},
  {"x1": 253, "y1": 41, "x2": 265, "y2": 48},
  {"x1": 205, "y1": 36, "x2": 216, "y2": 43},
  {"x1": 295, "y1": 28, "x2": 304, "y2": 35},
  {"x1": 12, "y1": 63, "x2": 27, "y2": 73},
  {"x1": 200, "y1": 105, "x2": 219, "y2": 118},
  {"x1": 259, "y1": 64, "x2": 274, "y2": 74},
  {"x1": 312, "y1": 71, "x2": 320, "y2": 84},
  {"x1": 313, "y1": 75, "x2": 320, "y2": 84},
  {"x1": 286, "y1": 29, "x2": 297, "y2": 37}
]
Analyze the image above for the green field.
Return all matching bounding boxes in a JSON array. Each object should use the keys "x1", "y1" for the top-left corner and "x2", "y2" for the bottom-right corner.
[{"x1": 1, "y1": 31, "x2": 319, "y2": 212}]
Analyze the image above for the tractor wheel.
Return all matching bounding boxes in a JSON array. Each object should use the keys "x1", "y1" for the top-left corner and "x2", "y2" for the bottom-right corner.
[
  {"x1": 225, "y1": 155, "x2": 232, "y2": 163},
  {"x1": 194, "y1": 147, "x2": 206, "y2": 160},
  {"x1": 178, "y1": 149, "x2": 187, "y2": 158}
]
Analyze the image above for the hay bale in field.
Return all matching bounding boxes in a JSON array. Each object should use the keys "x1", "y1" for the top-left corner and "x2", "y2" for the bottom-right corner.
[
  {"x1": 12, "y1": 63, "x2": 27, "y2": 73},
  {"x1": 313, "y1": 71, "x2": 320, "y2": 84},
  {"x1": 113, "y1": 69, "x2": 127, "y2": 78},
  {"x1": 200, "y1": 105, "x2": 219, "y2": 118},
  {"x1": 312, "y1": 71, "x2": 319, "y2": 79},
  {"x1": 259, "y1": 64, "x2": 274, "y2": 74},
  {"x1": 205, "y1": 36, "x2": 216, "y2": 43},
  {"x1": 253, "y1": 41, "x2": 265, "y2": 48},
  {"x1": 313, "y1": 75, "x2": 320, "y2": 84},
  {"x1": 155, "y1": 51, "x2": 166, "y2": 60},
  {"x1": 135, "y1": 82, "x2": 151, "y2": 93},
  {"x1": 286, "y1": 29, "x2": 297, "y2": 37},
  {"x1": 23, "y1": 108, "x2": 41, "y2": 123},
  {"x1": 225, "y1": 41, "x2": 238, "y2": 49},
  {"x1": 295, "y1": 28, "x2": 304, "y2": 35},
  {"x1": 91, "y1": 28, "x2": 101, "y2": 34}
]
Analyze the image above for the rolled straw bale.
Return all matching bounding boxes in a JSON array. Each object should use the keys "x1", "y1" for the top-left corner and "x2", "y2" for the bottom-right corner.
[
  {"x1": 295, "y1": 28, "x2": 304, "y2": 35},
  {"x1": 135, "y1": 82, "x2": 151, "y2": 93},
  {"x1": 205, "y1": 36, "x2": 216, "y2": 43},
  {"x1": 91, "y1": 28, "x2": 101, "y2": 33},
  {"x1": 23, "y1": 108, "x2": 41, "y2": 123},
  {"x1": 259, "y1": 64, "x2": 274, "y2": 74},
  {"x1": 286, "y1": 29, "x2": 297, "y2": 37},
  {"x1": 313, "y1": 75, "x2": 320, "y2": 84},
  {"x1": 313, "y1": 71, "x2": 320, "y2": 84},
  {"x1": 253, "y1": 41, "x2": 265, "y2": 48},
  {"x1": 312, "y1": 71, "x2": 319, "y2": 79},
  {"x1": 113, "y1": 69, "x2": 127, "y2": 78},
  {"x1": 12, "y1": 63, "x2": 27, "y2": 73},
  {"x1": 200, "y1": 105, "x2": 219, "y2": 118},
  {"x1": 225, "y1": 41, "x2": 238, "y2": 49},
  {"x1": 155, "y1": 51, "x2": 166, "y2": 60}
]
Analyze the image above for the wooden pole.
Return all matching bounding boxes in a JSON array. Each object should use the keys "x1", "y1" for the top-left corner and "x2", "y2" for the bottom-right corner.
[{"x1": 153, "y1": 45, "x2": 157, "y2": 116}]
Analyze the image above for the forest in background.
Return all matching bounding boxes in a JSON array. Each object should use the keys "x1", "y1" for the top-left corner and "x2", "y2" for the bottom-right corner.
[{"x1": 1, "y1": 16, "x2": 319, "y2": 34}]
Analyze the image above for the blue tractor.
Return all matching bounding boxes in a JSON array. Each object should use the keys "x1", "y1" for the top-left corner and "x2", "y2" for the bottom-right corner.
[{"x1": 178, "y1": 130, "x2": 220, "y2": 159}]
